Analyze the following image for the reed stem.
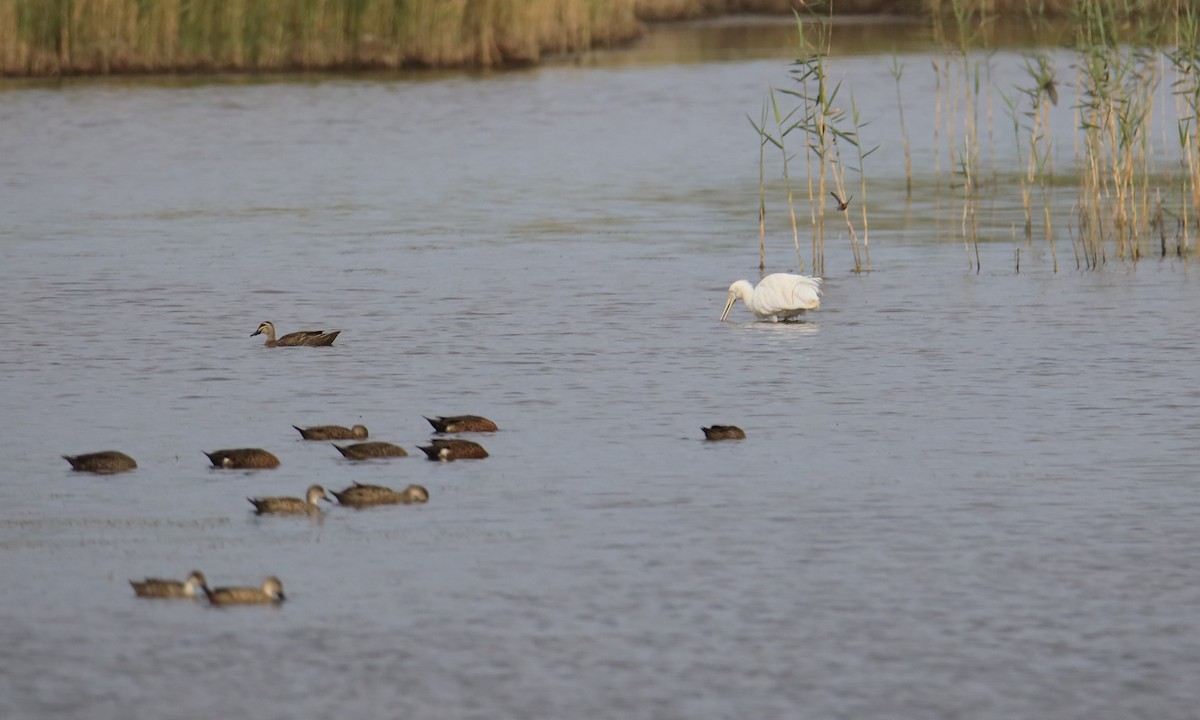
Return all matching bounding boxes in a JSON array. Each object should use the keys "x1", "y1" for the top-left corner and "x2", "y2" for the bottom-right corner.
[{"x1": 889, "y1": 56, "x2": 913, "y2": 197}]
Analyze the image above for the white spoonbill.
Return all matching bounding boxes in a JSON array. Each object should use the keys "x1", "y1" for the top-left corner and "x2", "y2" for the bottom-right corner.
[{"x1": 720, "y1": 273, "x2": 822, "y2": 322}]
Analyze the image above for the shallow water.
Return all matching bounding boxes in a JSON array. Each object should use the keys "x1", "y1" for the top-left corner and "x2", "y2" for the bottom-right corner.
[{"x1": 3, "y1": 18, "x2": 1200, "y2": 720}]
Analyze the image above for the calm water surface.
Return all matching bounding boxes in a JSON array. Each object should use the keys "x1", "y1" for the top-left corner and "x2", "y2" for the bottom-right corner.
[{"x1": 2, "y1": 18, "x2": 1199, "y2": 720}]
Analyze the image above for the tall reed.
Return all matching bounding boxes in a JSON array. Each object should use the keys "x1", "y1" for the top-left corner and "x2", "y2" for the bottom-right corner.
[
  {"x1": 851, "y1": 97, "x2": 874, "y2": 271},
  {"x1": 789, "y1": 14, "x2": 833, "y2": 276},
  {"x1": 749, "y1": 81, "x2": 814, "y2": 273},
  {"x1": 889, "y1": 56, "x2": 913, "y2": 197},
  {"x1": 1009, "y1": 52, "x2": 1058, "y2": 269},
  {"x1": 1168, "y1": 3, "x2": 1200, "y2": 257},
  {"x1": 931, "y1": 0, "x2": 991, "y2": 269},
  {"x1": 770, "y1": 87, "x2": 807, "y2": 273},
  {"x1": 756, "y1": 11, "x2": 871, "y2": 276},
  {"x1": 755, "y1": 103, "x2": 770, "y2": 272},
  {"x1": 1073, "y1": 0, "x2": 1161, "y2": 263}
]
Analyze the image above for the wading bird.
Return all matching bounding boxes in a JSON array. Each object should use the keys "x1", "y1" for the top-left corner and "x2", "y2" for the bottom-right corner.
[{"x1": 720, "y1": 273, "x2": 822, "y2": 323}]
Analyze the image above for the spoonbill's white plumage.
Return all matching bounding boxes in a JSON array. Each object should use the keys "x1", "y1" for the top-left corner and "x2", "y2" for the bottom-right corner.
[{"x1": 720, "y1": 273, "x2": 822, "y2": 322}]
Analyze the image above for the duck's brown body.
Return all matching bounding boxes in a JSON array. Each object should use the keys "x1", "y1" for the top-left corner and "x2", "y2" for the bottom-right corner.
[
  {"x1": 204, "y1": 576, "x2": 286, "y2": 605},
  {"x1": 130, "y1": 571, "x2": 207, "y2": 599},
  {"x1": 418, "y1": 438, "x2": 489, "y2": 461},
  {"x1": 702, "y1": 425, "x2": 746, "y2": 441},
  {"x1": 205, "y1": 448, "x2": 281, "y2": 469},
  {"x1": 425, "y1": 415, "x2": 498, "y2": 433},
  {"x1": 331, "y1": 482, "x2": 430, "y2": 508},
  {"x1": 248, "y1": 485, "x2": 330, "y2": 515},
  {"x1": 63, "y1": 450, "x2": 137, "y2": 474},
  {"x1": 333, "y1": 441, "x2": 407, "y2": 460},
  {"x1": 293, "y1": 424, "x2": 368, "y2": 441},
  {"x1": 252, "y1": 321, "x2": 339, "y2": 347}
]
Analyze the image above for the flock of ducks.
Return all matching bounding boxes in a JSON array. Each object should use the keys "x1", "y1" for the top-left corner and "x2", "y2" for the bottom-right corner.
[
  {"x1": 122, "y1": 414, "x2": 480, "y2": 604},
  {"x1": 63, "y1": 324, "x2": 500, "y2": 605},
  {"x1": 103, "y1": 412, "x2": 487, "y2": 606},
  {"x1": 192, "y1": 415, "x2": 493, "y2": 471},
  {"x1": 65, "y1": 319, "x2": 756, "y2": 607}
]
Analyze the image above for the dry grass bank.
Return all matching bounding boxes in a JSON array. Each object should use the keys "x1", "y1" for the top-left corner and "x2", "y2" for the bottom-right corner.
[
  {"x1": 0, "y1": 0, "x2": 643, "y2": 75},
  {"x1": 632, "y1": 0, "x2": 1181, "y2": 19},
  {"x1": 0, "y1": 0, "x2": 1191, "y2": 76}
]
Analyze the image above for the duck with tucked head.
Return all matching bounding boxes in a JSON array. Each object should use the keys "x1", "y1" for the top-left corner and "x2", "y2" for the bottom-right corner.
[
  {"x1": 252, "y1": 321, "x2": 339, "y2": 348},
  {"x1": 332, "y1": 441, "x2": 407, "y2": 460},
  {"x1": 702, "y1": 425, "x2": 746, "y2": 441},
  {"x1": 293, "y1": 424, "x2": 368, "y2": 441},
  {"x1": 204, "y1": 576, "x2": 286, "y2": 606},
  {"x1": 130, "y1": 570, "x2": 208, "y2": 599},
  {"x1": 418, "y1": 438, "x2": 489, "y2": 461},
  {"x1": 248, "y1": 485, "x2": 331, "y2": 515},
  {"x1": 204, "y1": 448, "x2": 281, "y2": 469},
  {"x1": 331, "y1": 482, "x2": 430, "y2": 508},
  {"x1": 424, "y1": 415, "x2": 498, "y2": 433},
  {"x1": 63, "y1": 450, "x2": 137, "y2": 474}
]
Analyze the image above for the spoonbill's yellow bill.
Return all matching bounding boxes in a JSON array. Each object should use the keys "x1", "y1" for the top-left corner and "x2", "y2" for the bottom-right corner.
[{"x1": 720, "y1": 273, "x2": 822, "y2": 322}]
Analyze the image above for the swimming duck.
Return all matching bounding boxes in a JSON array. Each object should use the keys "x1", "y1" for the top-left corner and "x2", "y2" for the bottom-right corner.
[
  {"x1": 204, "y1": 576, "x2": 286, "y2": 606},
  {"x1": 293, "y1": 424, "x2": 368, "y2": 441},
  {"x1": 330, "y1": 482, "x2": 430, "y2": 508},
  {"x1": 418, "y1": 438, "x2": 489, "y2": 461},
  {"x1": 424, "y1": 415, "x2": 499, "y2": 433},
  {"x1": 204, "y1": 448, "x2": 281, "y2": 469},
  {"x1": 332, "y1": 441, "x2": 407, "y2": 460},
  {"x1": 252, "y1": 321, "x2": 339, "y2": 347},
  {"x1": 130, "y1": 570, "x2": 208, "y2": 599},
  {"x1": 63, "y1": 450, "x2": 137, "y2": 474},
  {"x1": 248, "y1": 485, "x2": 331, "y2": 515},
  {"x1": 702, "y1": 425, "x2": 746, "y2": 441}
]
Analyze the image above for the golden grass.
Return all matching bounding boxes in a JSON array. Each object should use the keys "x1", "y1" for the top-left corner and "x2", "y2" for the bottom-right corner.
[
  {"x1": 0, "y1": 0, "x2": 646, "y2": 75},
  {"x1": 6, "y1": 0, "x2": 1188, "y2": 76}
]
